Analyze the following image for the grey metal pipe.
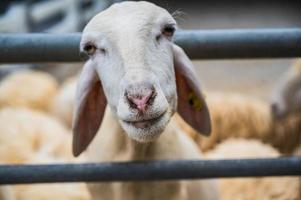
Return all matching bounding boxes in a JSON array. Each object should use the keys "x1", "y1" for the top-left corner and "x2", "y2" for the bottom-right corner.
[
  {"x1": 0, "y1": 33, "x2": 81, "y2": 63},
  {"x1": 0, "y1": 28, "x2": 301, "y2": 63},
  {"x1": 0, "y1": 157, "x2": 301, "y2": 184},
  {"x1": 176, "y1": 29, "x2": 301, "y2": 59}
]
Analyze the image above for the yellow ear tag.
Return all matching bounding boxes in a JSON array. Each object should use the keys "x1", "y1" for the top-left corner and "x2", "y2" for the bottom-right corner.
[{"x1": 188, "y1": 92, "x2": 203, "y2": 110}]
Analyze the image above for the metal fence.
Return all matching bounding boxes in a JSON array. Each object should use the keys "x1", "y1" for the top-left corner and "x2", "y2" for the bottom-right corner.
[
  {"x1": 0, "y1": 28, "x2": 301, "y2": 184},
  {"x1": 0, "y1": 28, "x2": 301, "y2": 63},
  {"x1": 1, "y1": 158, "x2": 301, "y2": 184}
]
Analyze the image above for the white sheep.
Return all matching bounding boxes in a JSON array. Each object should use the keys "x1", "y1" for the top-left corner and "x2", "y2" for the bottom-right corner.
[
  {"x1": 0, "y1": 70, "x2": 58, "y2": 112},
  {"x1": 51, "y1": 77, "x2": 77, "y2": 128},
  {"x1": 271, "y1": 59, "x2": 301, "y2": 119},
  {"x1": 269, "y1": 59, "x2": 301, "y2": 154},
  {"x1": 11, "y1": 153, "x2": 90, "y2": 200},
  {"x1": 0, "y1": 107, "x2": 90, "y2": 200},
  {"x1": 72, "y1": 1, "x2": 218, "y2": 200},
  {"x1": 205, "y1": 138, "x2": 301, "y2": 200},
  {"x1": 174, "y1": 93, "x2": 271, "y2": 151},
  {"x1": 1, "y1": 152, "x2": 91, "y2": 200},
  {"x1": 0, "y1": 187, "x2": 15, "y2": 200},
  {"x1": 271, "y1": 59, "x2": 301, "y2": 192},
  {"x1": 175, "y1": 92, "x2": 301, "y2": 154},
  {"x1": 0, "y1": 107, "x2": 72, "y2": 163}
]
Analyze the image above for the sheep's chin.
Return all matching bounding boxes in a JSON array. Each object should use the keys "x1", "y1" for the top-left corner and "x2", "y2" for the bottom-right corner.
[{"x1": 119, "y1": 111, "x2": 171, "y2": 142}]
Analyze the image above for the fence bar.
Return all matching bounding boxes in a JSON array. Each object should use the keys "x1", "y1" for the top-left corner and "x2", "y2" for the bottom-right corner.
[
  {"x1": 0, "y1": 28, "x2": 301, "y2": 63},
  {"x1": 176, "y1": 29, "x2": 301, "y2": 59},
  {"x1": 0, "y1": 157, "x2": 300, "y2": 184}
]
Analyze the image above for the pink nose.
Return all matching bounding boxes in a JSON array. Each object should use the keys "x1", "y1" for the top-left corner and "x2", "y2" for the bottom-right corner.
[{"x1": 126, "y1": 87, "x2": 154, "y2": 112}]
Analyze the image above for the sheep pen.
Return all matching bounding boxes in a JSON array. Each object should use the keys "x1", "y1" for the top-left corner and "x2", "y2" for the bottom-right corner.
[{"x1": 0, "y1": 1, "x2": 300, "y2": 200}]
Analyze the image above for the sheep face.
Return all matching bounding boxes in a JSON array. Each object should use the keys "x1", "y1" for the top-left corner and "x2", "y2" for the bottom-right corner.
[
  {"x1": 72, "y1": 1, "x2": 211, "y2": 156},
  {"x1": 271, "y1": 60, "x2": 301, "y2": 119},
  {"x1": 81, "y1": 2, "x2": 177, "y2": 143}
]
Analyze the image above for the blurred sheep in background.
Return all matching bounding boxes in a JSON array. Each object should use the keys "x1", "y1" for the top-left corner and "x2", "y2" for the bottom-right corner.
[
  {"x1": 0, "y1": 70, "x2": 58, "y2": 112},
  {"x1": 175, "y1": 91, "x2": 301, "y2": 154},
  {"x1": 205, "y1": 138, "x2": 301, "y2": 200}
]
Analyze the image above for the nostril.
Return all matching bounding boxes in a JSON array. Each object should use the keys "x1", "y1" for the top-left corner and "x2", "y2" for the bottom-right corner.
[{"x1": 125, "y1": 87, "x2": 155, "y2": 111}]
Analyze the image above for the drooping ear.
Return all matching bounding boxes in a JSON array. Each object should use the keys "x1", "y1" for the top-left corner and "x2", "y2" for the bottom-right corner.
[
  {"x1": 173, "y1": 44, "x2": 211, "y2": 135},
  {"x1": 72, "y1": 60, "x2": 107, "y2": 156}
]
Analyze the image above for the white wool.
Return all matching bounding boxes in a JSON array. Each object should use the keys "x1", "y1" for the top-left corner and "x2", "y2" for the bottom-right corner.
[{"x1": 205, "y1": 139, "x2": 300, "y2": 200}]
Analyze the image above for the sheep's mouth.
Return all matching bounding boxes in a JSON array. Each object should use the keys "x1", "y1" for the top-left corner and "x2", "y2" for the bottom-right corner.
[{"x1": 123, "y1": 110, "x2": 167, "y2": 129}]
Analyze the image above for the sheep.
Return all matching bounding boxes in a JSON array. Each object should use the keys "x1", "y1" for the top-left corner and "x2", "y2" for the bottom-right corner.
[
  {"x1": 294, "y1": 145, "x2": 301, "y2": 158},
  {"x1": 269, "y1": 58, "x2": 301, "y2": 154},
  {"x1": 0, "y1": 187, "x2": 15, "y2": 200},
  {"x1": 271, "y1": 59, "x2": 301, "y2": 119},
  {"x1": 0, "y1": 70, "x2": 58, "y2": 112},
  {"x1": 10, "y1": 153, "x2": 91, "y2": 200},
  {"x1": 0, "y1": 107, "x2": 90, "y2": 200},
  {"x1": 205, "y1": 138, "x2": 301, "y2": 200},
  {"x1": 175, "y1": 91, "x2": 301, "y2": 154},
  {"x1": 0, "y1": 107, "x2": 73, "y2": 163},
  {"x1": 72, "y1": 1, "x2": 218, "y2": 200},
  {"x1": 2, "y1": 153, "x2": 91, "y2": 200},
  {"x1": 174, "y1": 93, "x2": 270, "y2": 151},
  {"x1": 51, "y1": 77, "x2": 77, "y2": 128},
  {"x1": 12, "y1": 183, "x2": 90, "y2": 200}
]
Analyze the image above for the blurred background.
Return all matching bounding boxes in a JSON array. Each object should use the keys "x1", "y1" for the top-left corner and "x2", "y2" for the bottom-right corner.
[{"x1": 0, "y1": 0, "x2": 300, "y2": 100}]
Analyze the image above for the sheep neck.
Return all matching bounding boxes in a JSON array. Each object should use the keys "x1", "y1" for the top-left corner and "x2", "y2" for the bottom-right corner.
[
  {"x1": 126, "y1": 139, "x2": 151, "y2": 160},
  {"x1": 100, "y1": 108, "x2": 153, "y2": 161}
]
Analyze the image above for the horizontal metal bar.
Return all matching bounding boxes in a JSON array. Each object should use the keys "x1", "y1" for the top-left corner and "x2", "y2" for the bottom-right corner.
[
  {"x1": 0, "y1": 28, "x2": 300, "y2": 63},
  {"x1": 176, "y1": 29, "x2": 301, "y2": 59},
  {"x1": 0, "y1": 157, "x2": 300, "y2": 184},
  {"x1": 0, "y1": 33, "x2": 81, "y2": 63}
]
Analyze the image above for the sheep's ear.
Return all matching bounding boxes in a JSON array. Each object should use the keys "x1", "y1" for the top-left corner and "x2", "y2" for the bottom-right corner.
[
  {"x1": 72, "y1": 60, "x2": 107, "y2": 156},
  {"x1": 173, "y1": 44, "x2": 211, "y2": 135}
]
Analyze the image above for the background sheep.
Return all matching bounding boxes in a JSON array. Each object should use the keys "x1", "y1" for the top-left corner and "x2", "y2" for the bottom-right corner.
[
  {"x1": 51, "y1": 77, "x2": 77, "y2": 128},
  {"x1": 0, "y1": 107, "x2": 90, "y2": 200},
  {"x1": 205, "y1": 138, "x2": 301, "y2": 200},
  {"x1": 11, "y1": 153, "x2": 90, "y2": 200},
  {"x1": 0, "y1": 107, "x2": 71, "y2": 163},
  {"x1": 271, "y1": 59, "x2": 301, "y2": 119},
  {"x1": 176, "y1": 59, "x2": 301, "y2": 154},
  {"x1": 73, "y1": 2, "x2": 218, "y2": 200},
  {"x1": 175, "y1": 91, "x2": 301, "y2": 154},
  {"x1": 0, "y1": 70, "x2": 58, "y2": 112},
  {"x1": 269, "y1": 59, "x2": 301, "y2": 155}
]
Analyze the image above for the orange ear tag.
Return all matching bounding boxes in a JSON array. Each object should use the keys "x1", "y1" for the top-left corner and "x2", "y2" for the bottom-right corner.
[{"x1": 188, "y1": 92, "x2": 203, "y2": 110}]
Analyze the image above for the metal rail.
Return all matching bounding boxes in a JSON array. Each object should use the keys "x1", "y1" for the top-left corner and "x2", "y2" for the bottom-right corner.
[
  {"x1": 0, "y1": 28, "x2": 300, "y2": 63},
  {"x1": 1, "y1": 157, "x2": 301, "y2": 184}
]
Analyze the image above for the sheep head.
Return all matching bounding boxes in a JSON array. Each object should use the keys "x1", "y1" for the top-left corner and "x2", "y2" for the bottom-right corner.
[
  {"x1": 271, "y1": 60, "x2": 301, "y2": 119},
  {"x1": 72, "y1": 1, "x2": 211, "y2": 156}
]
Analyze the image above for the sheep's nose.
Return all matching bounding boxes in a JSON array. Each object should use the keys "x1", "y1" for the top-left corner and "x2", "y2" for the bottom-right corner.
[{"x1": 125, "y1": 83, "x2": 155, "y2": 112}]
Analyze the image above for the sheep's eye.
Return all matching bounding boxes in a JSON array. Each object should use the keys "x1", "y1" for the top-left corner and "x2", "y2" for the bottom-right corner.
[
  {"x1": 162, "y1": 25, "x2": 175, "y2": 37},
  {"x1": 84, "y1": 43, "x2": 96, "y2": 55}
]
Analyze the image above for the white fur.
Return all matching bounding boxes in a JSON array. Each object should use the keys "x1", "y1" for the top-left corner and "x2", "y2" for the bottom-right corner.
[
  {"x1": 85, "y1": 108, "x2": 218, "y2": 200},
  {"x1": 0, "y1": 107, "x2": 90, "y2": 200},
  {"x1": 205, "y1": 139, "x2": 300, "y2": 200}
]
